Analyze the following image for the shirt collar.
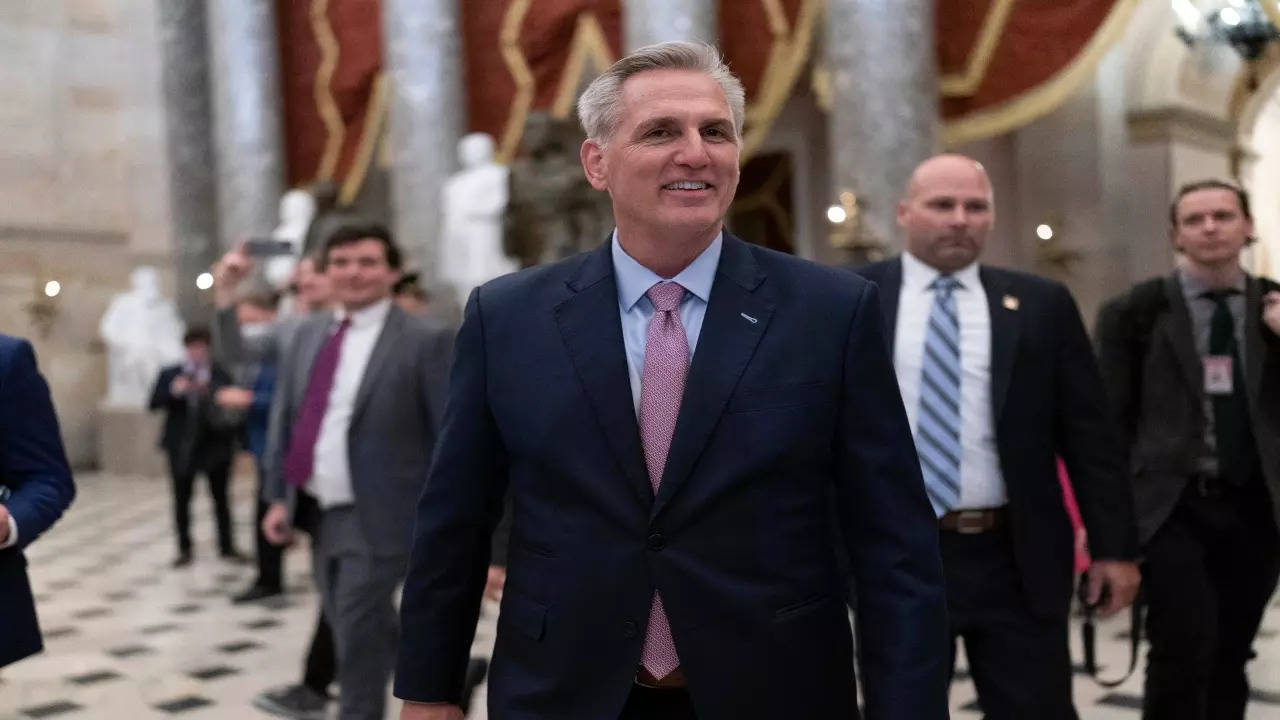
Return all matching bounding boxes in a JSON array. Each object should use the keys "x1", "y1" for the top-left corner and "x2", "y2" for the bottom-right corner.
[
  {"x1": 901, "y1": 250, "x2": 980, "y2": 294},
  {"x1": 335, "y1": 296, "x2": 393, "y2": 328},
  {"x1": 611, "y1": 229, "x2": 722, "y2": 312},
  {"x1": 1176, "y1": 267, "x2": 1246, "y2": 300}
]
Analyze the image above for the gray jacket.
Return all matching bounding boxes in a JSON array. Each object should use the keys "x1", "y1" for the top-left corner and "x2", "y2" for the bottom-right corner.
[
  {"x1": 1096, "y1": 274, "x2": 1280, "y2": 544},
  {"x1": 263, "y1": 305, "x2": 454, "y2": 556}
]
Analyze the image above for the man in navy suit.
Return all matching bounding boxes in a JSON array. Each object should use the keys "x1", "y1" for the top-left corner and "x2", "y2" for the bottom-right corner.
[
  {"x1": 856, "y1": 155, "x2": 1140, "y2": 718},
  {"x1": 395, "y1": 42, "x2": 948, "y2": 720},
  {"x1": 0, "y1": 334, "x2": 75, "y2": 668}
]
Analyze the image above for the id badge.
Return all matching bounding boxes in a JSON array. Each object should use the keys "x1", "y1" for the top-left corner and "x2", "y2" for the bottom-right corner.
[{"x1": 1204, "y1": 355, "x2": 1234, "y2": 395}]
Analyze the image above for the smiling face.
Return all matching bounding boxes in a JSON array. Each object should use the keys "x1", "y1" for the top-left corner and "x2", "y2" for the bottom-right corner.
[
  {"x1": 1172, "y1": 188, "x2": 1253, "y2": 269},
  {"x1": 580, "y1": 68, "x2": 741, "y2": 244},
  {"x1": 324, "y1": 238, "x2": 399, "y2": 311}
]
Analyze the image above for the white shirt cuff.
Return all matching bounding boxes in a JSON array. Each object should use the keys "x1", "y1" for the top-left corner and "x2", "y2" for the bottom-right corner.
[{"x1": 0, "y1": 515, "x2": 17, "y2": 549}]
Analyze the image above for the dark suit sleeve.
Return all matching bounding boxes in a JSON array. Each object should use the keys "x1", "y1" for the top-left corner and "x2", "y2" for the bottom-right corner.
[
  {"x1": 262, "y1": 329, "x2": 301, "y2": 505},
  {"x1": 490, "y1": 495, "x2": 513, "y2": 568},
  {"x1": 834, "y1": 282, "x2": 950, "y2": 719},
  {"x1": 148, "y1": 367, "x2": 178, "y2": 411},
  {"x1": 0, "y1": 340, "x2": 75, "y2": 551},
  {"x1": 1094, "y1": 295, "x2": 1139, "y2": 452},
  {"x1": 1051, "y1": 285, "x2": 1137, "y2": 561},
  {"x1": 395, "y1": 289, "x2": 510, "y2": 704}
]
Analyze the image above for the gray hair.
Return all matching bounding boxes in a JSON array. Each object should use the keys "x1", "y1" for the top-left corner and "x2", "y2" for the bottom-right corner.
[{"x1": 577, "y1": 41, "x2": 746, "y2": 145}]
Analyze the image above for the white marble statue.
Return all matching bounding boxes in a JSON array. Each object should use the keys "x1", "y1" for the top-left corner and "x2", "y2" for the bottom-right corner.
[
  {"x1": 99, "y1": 266, "x2": 186, "y2": 409},
  {"x1": 441, "y1": 133, "x2": 519, "y2": 309},
  {"x1": 263, "y1": 188, "x2": 317, "y2": 289}
]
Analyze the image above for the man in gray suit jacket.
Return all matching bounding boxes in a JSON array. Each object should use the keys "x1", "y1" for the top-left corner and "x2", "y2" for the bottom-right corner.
[
  {"x1": 1097, "y1": 180, "x2": 1280, "y2": 720},
  {"x1": 262, "y1": 221, "x2": 454, "y2": 720}
]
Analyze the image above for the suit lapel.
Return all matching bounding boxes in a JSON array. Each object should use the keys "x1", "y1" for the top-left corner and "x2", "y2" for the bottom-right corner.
[
  {"x1": 1244, "y1": 276, "x2": 1265, "y2": 403},
  {"x1": 351, "y1": 306, "x2": 406, "y2": 425},
  {"x1": 555, "y1": 244, "x2": 653, "y2": 509},
  {"x1": 980, "y1": 267, "x2": 1020, "y2": 421},
  {"x1": 653, "y1": 236, "x2": 773, "y2": 519},
  {"x1": 877, "y1": 258, "x2": 903, "y2": 345},
  {"x1": 293, "y1": 314, "x2": 332, "y2": 408},
  {"x1": 1160, "y1": 275, "x2": 1203, "y2": 397}
]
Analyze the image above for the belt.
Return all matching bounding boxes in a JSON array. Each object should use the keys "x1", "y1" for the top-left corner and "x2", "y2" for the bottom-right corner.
[
  {"x1": 939, "y1": 507, "x2": 1006, "y2": 534},
  {"x1": 635, "y1": 666, "x2": 687, "y2": 689}
]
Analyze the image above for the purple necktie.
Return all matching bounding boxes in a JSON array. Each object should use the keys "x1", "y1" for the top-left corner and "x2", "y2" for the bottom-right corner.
[
  {"x1": 639, "y1": 282, "x2": 688, "y2": 680},
  {"x1": 282, "y1": 318, "x2": 351, "y2": 488}
]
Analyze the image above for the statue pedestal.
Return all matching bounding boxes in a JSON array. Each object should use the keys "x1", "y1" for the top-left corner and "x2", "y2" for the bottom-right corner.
[{"x1": 97, "y1": 403, "x2": 167, "y2": 478}]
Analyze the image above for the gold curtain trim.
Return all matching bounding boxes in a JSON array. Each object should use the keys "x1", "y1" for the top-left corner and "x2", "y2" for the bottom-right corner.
[
  {"x1": 551, "y1": 13, "x2": 616, "y2": 120},
  {"x1": 339, "y1": 72, "x2": 389, "y2": 204},
  {"x1": 497, "y1": 0, "x2": 536, "y2": 163},
  {"x1": 310, "y1": 0, "x2": 346, "y2": 181},
  {"x1": 938, "y1": 0, "x2": 1017, "y2": 97},
  {"x1": 741, "y1": 0, "x2": 821, "y2": 162},
  {"x1": 941, "y1": 0, "x2": 1141, "y2": 148}
]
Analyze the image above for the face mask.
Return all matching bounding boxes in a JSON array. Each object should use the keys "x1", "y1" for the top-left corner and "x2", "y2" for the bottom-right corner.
[{"x1": 240, "y1": 323, "x2": 272, "y2": 341}]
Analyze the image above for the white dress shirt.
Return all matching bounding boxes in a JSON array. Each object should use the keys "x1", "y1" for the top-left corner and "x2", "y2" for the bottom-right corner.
[
  {"x1": 612, "y1": 231, "x2": 721, "y2": 417},
  {"x1": 893, "y1": 251, "x2": 1007, "y2": 509},
  {"x1": 307, "y1": 297, "x2": 392, "y2": 508}
]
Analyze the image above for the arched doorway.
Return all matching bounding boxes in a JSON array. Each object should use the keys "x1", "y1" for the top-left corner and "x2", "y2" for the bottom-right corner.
[{"x1": 1237, "y1": 59, "x2": 1280, "y2": 280}]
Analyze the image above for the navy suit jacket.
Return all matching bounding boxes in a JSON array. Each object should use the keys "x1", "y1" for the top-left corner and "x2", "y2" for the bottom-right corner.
[
  {"x1": 395, "y1": 235, "x2": 949, "y2": 719},
  {"x1": 0, "y1": 335, "x2": 75, "y2": 667},
  {"x1": 856, "y1": 258, "x2": 1137, "y2": 619}
]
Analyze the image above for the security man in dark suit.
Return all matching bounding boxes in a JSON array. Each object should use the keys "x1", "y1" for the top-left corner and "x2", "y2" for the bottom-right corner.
[
  {"x1": 1096, "y1": 179, "x2": 1280, "y2": 720},
  {"x1": 149, "y1": 326, "x2": 241, "y2": 567},
  {"x1": 857, "y1": 154, "x2": 1140, "y2": 719}
]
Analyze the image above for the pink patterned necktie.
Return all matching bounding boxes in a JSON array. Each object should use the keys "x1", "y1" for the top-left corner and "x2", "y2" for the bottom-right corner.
[{"x1": 638, "y1": 281, "x2": 689, "y2": 680}]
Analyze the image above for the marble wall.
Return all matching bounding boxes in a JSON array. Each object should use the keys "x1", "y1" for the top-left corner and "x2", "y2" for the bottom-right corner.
[{"x1": 0, "y1": 0, "x2": 179, "y2": 467}]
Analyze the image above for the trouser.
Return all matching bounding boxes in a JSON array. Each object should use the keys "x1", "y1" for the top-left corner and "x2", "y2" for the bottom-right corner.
[
  {"x1": 312, "y1": 506, "x2": 404, "y2": 720},
  {"x1": 169, "y1": 456, "x2": 233, "y2": 555},
  {"x1": 302, "y1": 610, "x2": 337, "y2": 695},
  {"x1": 941, "y1": 525, "x2": 1077, "y2": 720},
  {"x1": 1141, "y1": 475, "x2": 1280, "y2": 720},
  {"x1": 252, "y1": 468, "x2": 283, "y2": 589}
]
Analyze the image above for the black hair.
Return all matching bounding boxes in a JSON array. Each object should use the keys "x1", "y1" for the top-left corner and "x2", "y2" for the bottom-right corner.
[
  {"x1": 319, "y1": 221, "x2": 403, "y2": 271},
  {"x1": 1169, "y1": 180, "x2": 1252, "y2": 227},
  {"x1": 183, "y1": 327, "x2": 212, "y2": 346}
]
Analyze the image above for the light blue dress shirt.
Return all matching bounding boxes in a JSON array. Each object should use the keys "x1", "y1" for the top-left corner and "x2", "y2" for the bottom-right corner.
[{"x1": 611, "y1": 230, "x2": 722, "y2": 417}]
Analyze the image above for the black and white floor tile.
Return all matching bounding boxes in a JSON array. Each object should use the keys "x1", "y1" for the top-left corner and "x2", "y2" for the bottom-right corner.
[{"x1": 1, "y1": 471, "x2": 1276, "y2": 718}]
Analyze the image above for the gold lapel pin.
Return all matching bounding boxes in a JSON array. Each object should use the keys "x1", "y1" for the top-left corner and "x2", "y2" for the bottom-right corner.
[{"x1": 1002, "y1": 295, "x2": 1020, "y2": 311}]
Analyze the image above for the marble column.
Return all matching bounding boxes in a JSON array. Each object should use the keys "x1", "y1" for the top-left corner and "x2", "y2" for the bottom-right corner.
[
  {"x1": 381, "y1": 0, "x2": 465, "y2": 286},
  {"x1": 826, "y1": 0, "x2": 939, "y2": 257},
  {"x1": 205, "y1": 0, "x2": 286, "y2": 247},
  {"x1": 158, "y1": 0, "x2": 219, "y2": 322},
  {"x1": 624, "y1": 0, "x2": 717, "y2": 51}
]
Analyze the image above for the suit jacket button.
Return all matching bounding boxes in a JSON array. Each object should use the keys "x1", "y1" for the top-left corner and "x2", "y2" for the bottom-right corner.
[
  {"x1": 623, "y1": 621, "x2": 637, "y2": 638},
  {"x1": 647, "y1": 533, "x2": 665, "y2": 551}
]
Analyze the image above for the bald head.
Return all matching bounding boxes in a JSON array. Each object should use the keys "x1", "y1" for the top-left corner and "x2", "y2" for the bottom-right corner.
[
  {"x1": 897, "y1": 154, "x2": 995, "y2": 273},
  {"x1": 904, "y1": 154, "x2": 992, "y2": 202}
]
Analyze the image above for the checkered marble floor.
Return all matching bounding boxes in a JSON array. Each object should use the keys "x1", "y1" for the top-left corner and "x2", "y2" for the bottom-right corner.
[{"x1": 1, "y1": 471, "x2": 1277, "y2": 719}]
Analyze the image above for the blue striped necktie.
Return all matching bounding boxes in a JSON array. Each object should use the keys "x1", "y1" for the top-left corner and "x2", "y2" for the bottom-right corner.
[{"x1": 917, "y1": 275, "x2": 963, "y2": 516}]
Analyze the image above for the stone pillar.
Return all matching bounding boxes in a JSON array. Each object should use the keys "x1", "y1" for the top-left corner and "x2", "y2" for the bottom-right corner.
[
  {"x1": 381, "y1": 0, "x2": 465, "y2": 286},
  {"x1": 158, "y1": 0, "x2": 219, "y2": 322},
  {"x1": 206, "y1": 0, "x2": 286, "y2": 247},
  {"x1": 625, "y1": 0, "x2": 717, "y2": 51},
  {"x1": 826, "y1": 0, "x2": 939, "y2": 257}
]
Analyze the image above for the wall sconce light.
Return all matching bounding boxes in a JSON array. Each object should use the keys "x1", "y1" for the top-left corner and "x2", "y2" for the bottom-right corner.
[{"x1": 25, "y1": 277, "x2": 61, "y2": 338}]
